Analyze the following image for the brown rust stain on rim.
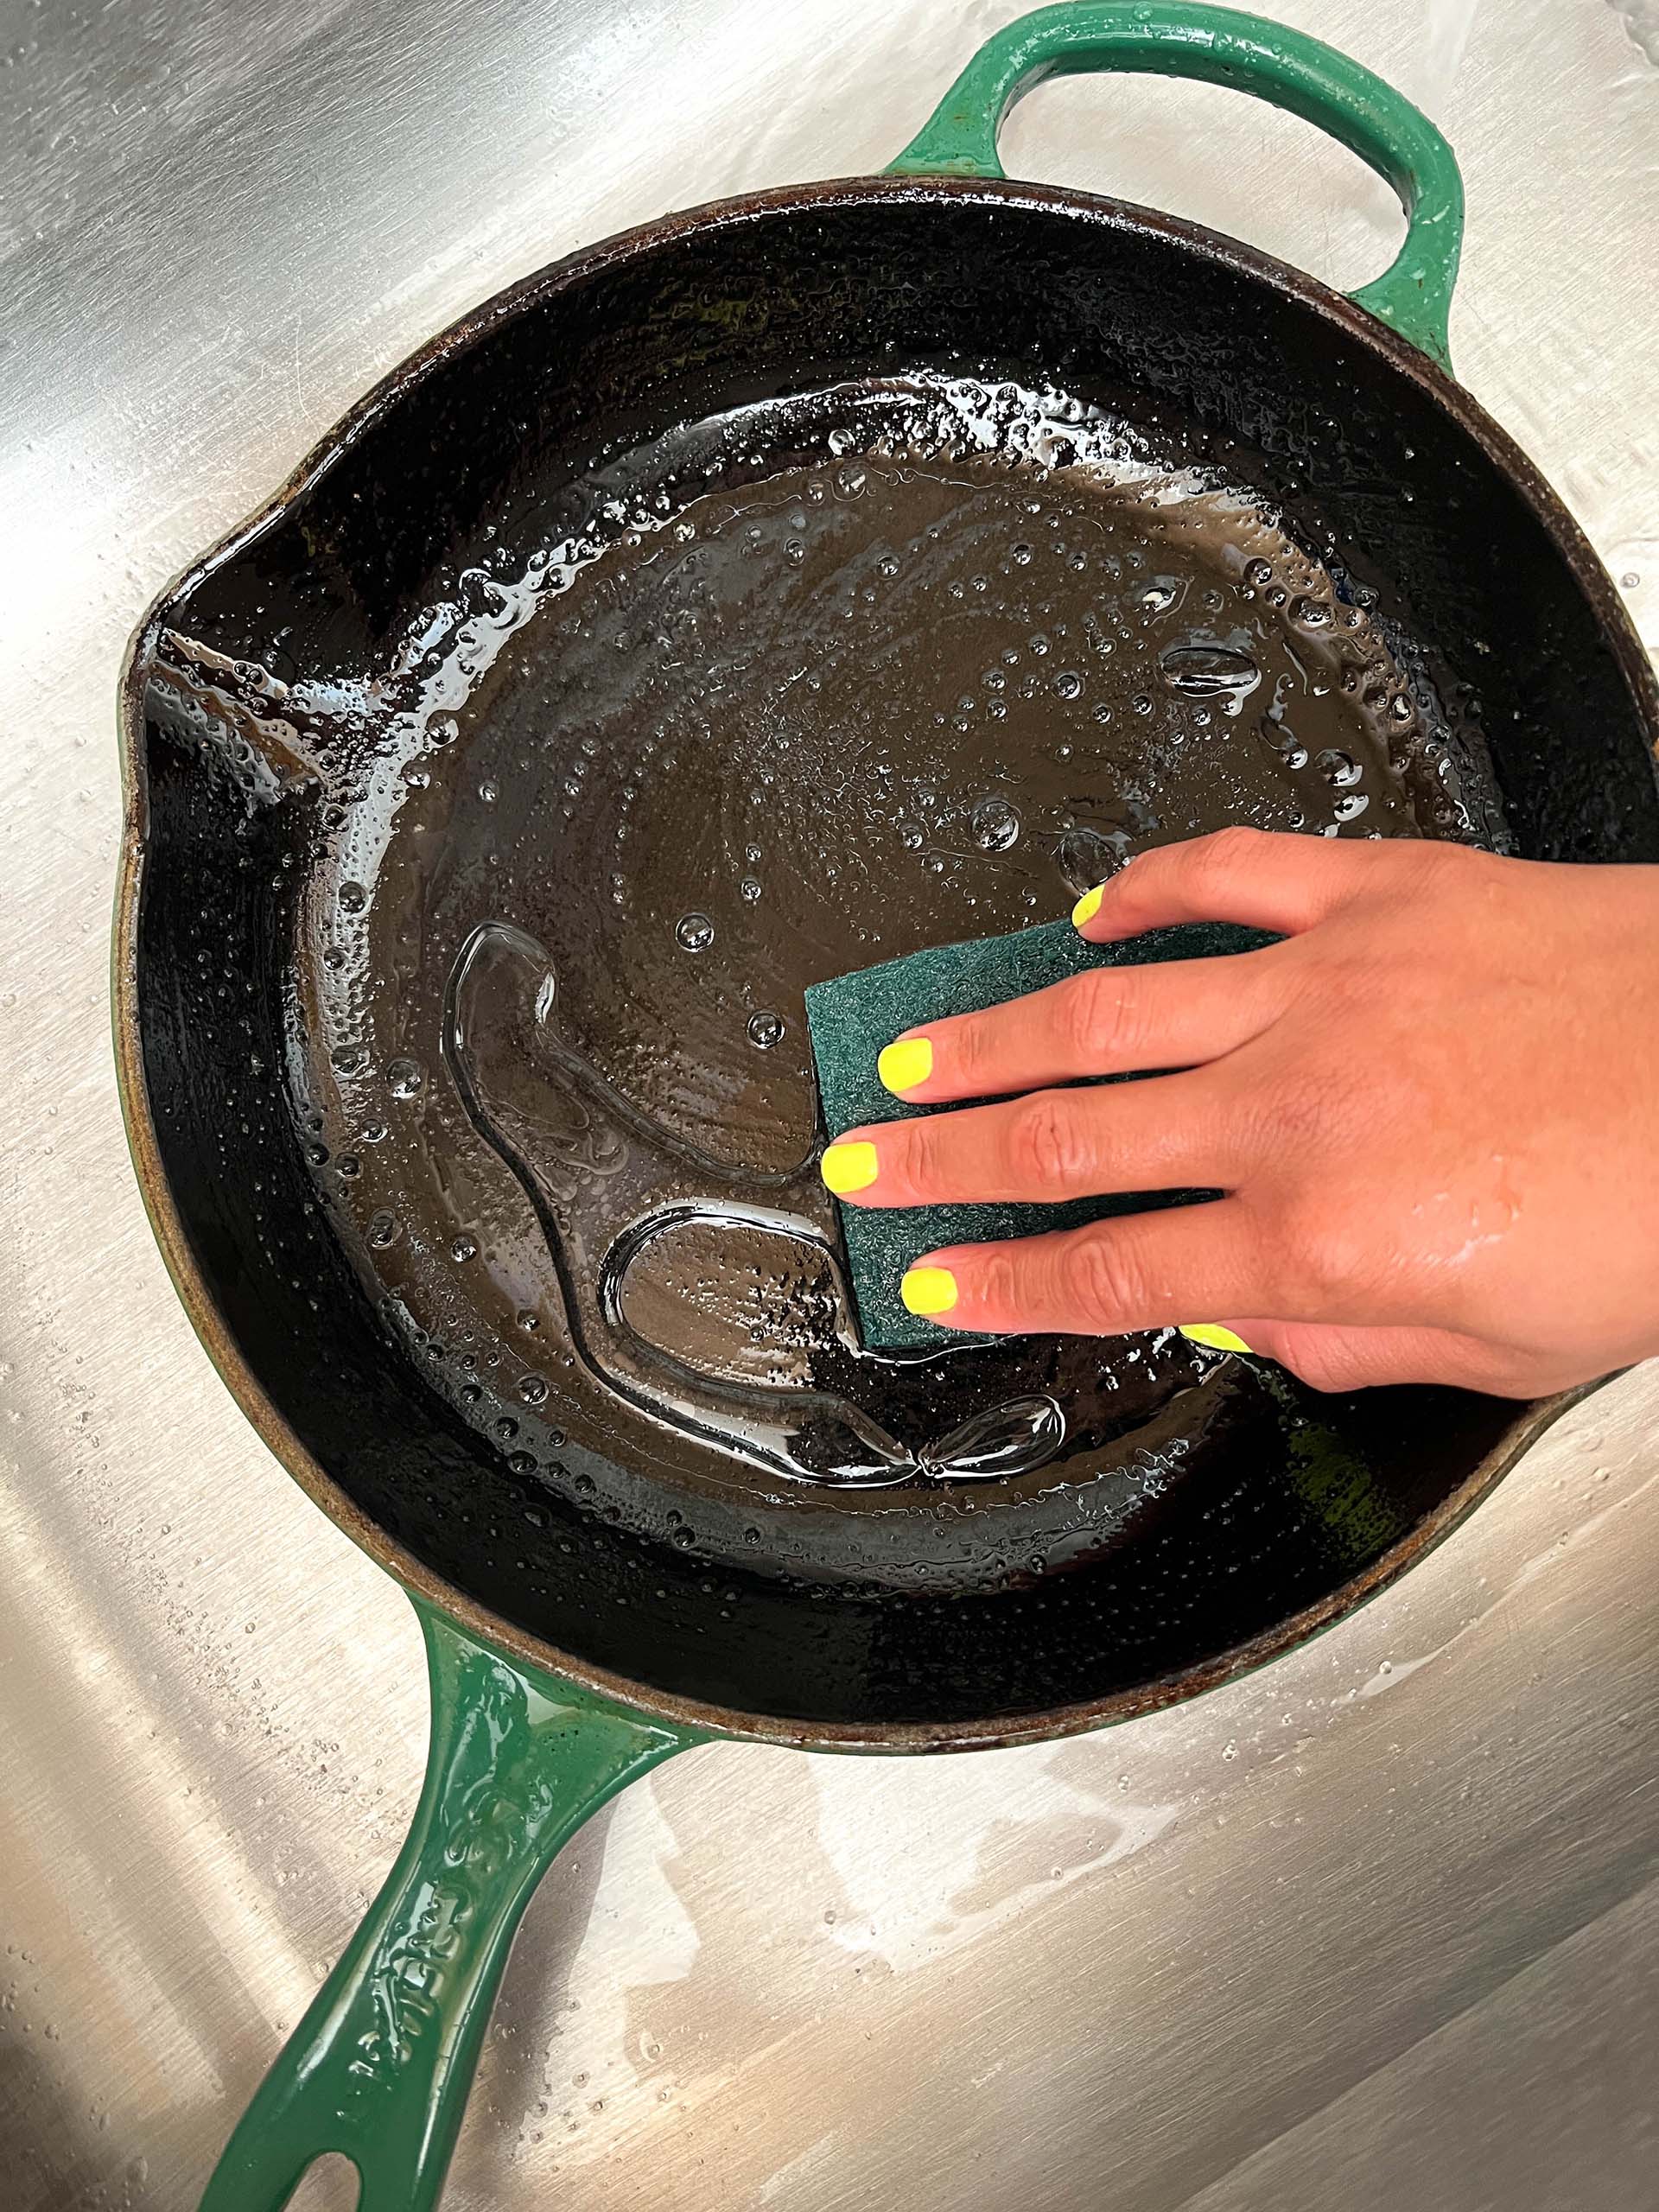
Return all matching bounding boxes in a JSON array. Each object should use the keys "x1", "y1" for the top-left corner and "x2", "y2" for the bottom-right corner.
[{"x1": 112, "y1": 170, "x2": 1647, "y2": 1756}]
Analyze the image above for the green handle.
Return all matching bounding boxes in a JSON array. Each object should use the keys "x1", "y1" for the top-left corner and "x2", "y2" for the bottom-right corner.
[
  {"x1": 889, "y1": 0, "x2": 1463, "y2": 369},
  {"x1": 199, "y1": 1599, "x2": 701, "y2": 2212}
]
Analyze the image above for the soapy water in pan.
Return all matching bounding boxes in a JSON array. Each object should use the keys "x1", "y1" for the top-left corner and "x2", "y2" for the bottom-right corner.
[{"x1": 153, "y1": 373, "x2": 1509, "y2": 1583}]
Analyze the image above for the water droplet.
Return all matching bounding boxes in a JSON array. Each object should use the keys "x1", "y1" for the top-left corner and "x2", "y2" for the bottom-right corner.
[
  {"x1": 1290, "y1": 595, "x2": 1331, "y2": 628},
  {"x1": 368, "y1": 1211, "x2": 399, "y2": 1249},
  {"x1": 1316, "y1": 748, "x2": 1360, "y2": 787},
  {"x1": 520, "y1": 1376, "x2": 550, "y2": 1407},
  {"x1": 386, "y1": 1058, "x2": 424, "y2": 1098},
  {"x1": 331, "y1": 1043, "x2": 367, "y2": 1076},
  {"x1": 451, "y1": 1236, "x2": 478, "y2": 1263},
  {"x1": 784, "y1": 538, "x2": 806, "y2": 566},
  {"x1": 747, "y1": 1009, "x2": 785, "y2": 1050},
  {"x1": 478, "y1": 779, "x2": 497, "y2": 804},
  {"x1": 1243, "y1": 557, "x2": 1273, "y2": 587},
  {"x1": 970, "y1": 797, "x2": 1021, "y2": 852},
  {"x1": 676, "y1": 912, "x2": 714, "y2": 951},
  {"x1": 833, "y1": 463, "x2": 867, "y2": 499},
  {"x1": 336, "y1": 1153, "x2": 360, "y2": 1178},
  {"x1": 338, "y1": 881, "x2": 366, "y2": 914},
  {"x1": 1159, "y1": 641, "x2": 1261, "y2": 708},
  {"x1": 1052, "y1": 670, "x2": 1083, "y2": 701},
  {"x1": 1011, "y1": 542, "x2": 1033, "y2": 565},
  {"x1": 897, "y1": 821, "x2": 924, "y2": 851},
  {"x1": 740, "y1": 876, "x2": 762, "y2": 902},
  {"x1": 429, "y1": 715, "x2": 458, "y2": 745}
]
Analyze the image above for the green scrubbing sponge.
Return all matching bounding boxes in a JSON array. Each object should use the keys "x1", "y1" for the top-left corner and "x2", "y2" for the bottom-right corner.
[{"x1": 804, "y1": 915, "x2": 1274, "y2": 1350}]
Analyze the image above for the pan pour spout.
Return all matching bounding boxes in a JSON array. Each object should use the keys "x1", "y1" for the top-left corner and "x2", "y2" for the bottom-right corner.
[{"x1": 443, "y1": 920, "x2": 1067, "y2": 1487}]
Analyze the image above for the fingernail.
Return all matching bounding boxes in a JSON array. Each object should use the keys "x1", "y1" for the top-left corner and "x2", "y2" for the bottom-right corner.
[
  {"x1": 1179, "y1": 1324, "x2": 1255, "y2": 1356},
  {"x1": 820, "y1": 1140, "x2": 880, "y2": 1196},
  {"x1": 1071, "y1": 883, "x2": 1104, "y2": 930},
  {"x1": 901, "y1": 1266, "x2": 958, "y2": 1317},
  {"x1": 877, "y1": 1036, "x2": 933, "y2": 1094}
]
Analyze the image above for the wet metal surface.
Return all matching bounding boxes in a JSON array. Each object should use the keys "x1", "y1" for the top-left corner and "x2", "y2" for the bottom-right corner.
[{"x1": 3, "y1": 2, "x2": 1659, "y2": 2207}]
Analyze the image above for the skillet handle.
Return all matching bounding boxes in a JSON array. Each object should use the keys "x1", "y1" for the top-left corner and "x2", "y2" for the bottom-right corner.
[
  {"x1": 198, "y1": 1599, "x2": 700, "y2": 2212},
  {"x1": 887, "y1": 0, "x2": 1463, "y2": 371}
]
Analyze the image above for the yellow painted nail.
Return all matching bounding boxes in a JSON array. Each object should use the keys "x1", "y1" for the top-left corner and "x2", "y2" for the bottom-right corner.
[
  {"x1": 1071, "y1": 883, "x2": 1104, "y2": 930},
  {"x1": 900, "y1": 1266, "x2": 958, "y2": 1318},
  {"x1": 877, "y1": 1036, "x2": 933, "y2": 1094},
  {"x1": 1179, "y1": 1324, "x2": 1256, "y2": 1356},
  {"x1": 820, "y1": 1140, "x2": 880, "y2": 1196}
]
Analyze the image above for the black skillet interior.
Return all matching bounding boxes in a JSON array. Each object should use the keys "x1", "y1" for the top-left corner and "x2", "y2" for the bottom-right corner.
[{"x1": 128, "y1": 181, "x2": 1659, "y2": 1733}]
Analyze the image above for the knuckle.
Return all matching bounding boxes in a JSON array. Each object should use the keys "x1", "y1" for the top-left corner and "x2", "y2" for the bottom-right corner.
[
  {"x1": 946, "y1": 1014, "x2": 991, "y2": 1094},
  {"x1": 1007, "y1": 1093, "x2": 1095, "y2": 1190},
  {"x1": 1063, "y1": 971, "x2": 1142, "y2": 1065},
  {"x1": 1275, "y1": 1192, "x2": 1374, "y2": 1305},
  {"x1": 1272, "y1": 1326, "x2": 1363, "y2": 1395},
  {"x1": 1059, "y1": 1230, "x2": 1147, "y2": 1327},
  {"x1": 1187, "y1": 823, "x2": 1265, "y2": 895},
  {"x1": 895, "y1": 1116, "x2": 949, "y2": 1196},
  {"x1": 973, "y1": 1246, "x2": 1027, "y2": 1319}
]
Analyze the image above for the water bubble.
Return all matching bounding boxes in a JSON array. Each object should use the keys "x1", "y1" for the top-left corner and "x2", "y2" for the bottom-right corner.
[
  {"x1": 330, "y1": 1043, "x2": 367, "y2": 1076},
  {"x1": 876, "y1": 555, "x2": 899, "y2": 578},
  {"x1": 1159, "y1": 642, "x2": 1261, "y2": 709},
  {"x1": 1290, "y1": 595, "x2": 1331, "y2": 628},
  {"x1": 784, "y1": 539, "x2": 806, "y2": 566},
  {"x1": 970, "y1": 797, "x2": 1021, "y2": 852},
  {"x1": 1011, "y1": 542, "x2": 1033, "y2": 565},
  {"x1": 451, "y1": 1236, "x2": 478, "y2": 1263},
  {"x1": 518, "y1": 1309, "x2": 540, "y2": 1332},
  {"x1": 337, "y1": 881, "x2": 366, "y2": 914},
  {"x1": 360, "y1": 1122, "x2": 387, "y2": 1144},
  {"x1": 1058, "y1": 824, "x2": 1131, "y2": 893},
  {"x1": 897, "y1": 821, "x2": 924, "y2": 851},
  {"x1": 675, "y1": 912, "x2": 715, "y2": 951},
  {"x1": 747, "y1": 1010, "x2": 785, "y2": 1051},
  {"x1": 306, "y1": 1142, "x2": 329, "y2": 1166},
  {"x1": 1052, "y1": 670, "x2": 1083, "y2": 701},
  {"x1": 1316, "y1": 748, "x2": 1360, "y2": 786},
  {"x1": 1243, "y1": 558, "x2": 1273, "y2": 587},
  {"x1": 429, "y1": 715, "x2": 459, "y2": 745},
  {"x1": 740, "y1": 876, "x2": 762, "y2": 903},
  {"x1": 368, "y1": 1211, "x2": 399, "y2": 1249},
  {"x1": 1028, "y1": 632, "x2": 1050, "y2": 656},
  {"x1": 478, "y1": 779, "x2": 498, "y2": 804},
  {"x1": 336, "y1": 1154, "x2": 360, "y2": 1178},
  {"x1": 387, "y1": 1058, "x2": 424, "y2": 1098},
  {"x1": 833, "y1": 462, "x2": 867, "y2": 499},
  {"x1": 519, "y1": 1376, "x2": 550, "y2": 1407}
]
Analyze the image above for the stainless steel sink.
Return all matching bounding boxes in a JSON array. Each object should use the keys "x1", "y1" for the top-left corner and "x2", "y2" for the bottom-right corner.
[{"x1": 3, "y1": 3, "x2": 1659, "y2": 2207}]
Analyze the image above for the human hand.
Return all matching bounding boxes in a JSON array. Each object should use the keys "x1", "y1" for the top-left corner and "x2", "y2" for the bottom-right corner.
[{"x1": 818, "y1": 828, "x2": 1659, "y2": 1396}]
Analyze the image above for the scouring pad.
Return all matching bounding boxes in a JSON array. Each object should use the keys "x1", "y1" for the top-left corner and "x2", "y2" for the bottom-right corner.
[{"x1": 804, "y1": 915, "x2": 1274, "y2": 1349}]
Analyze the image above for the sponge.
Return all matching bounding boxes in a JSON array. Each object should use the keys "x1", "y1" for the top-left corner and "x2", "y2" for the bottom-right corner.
[{"x1": 804, "y1": 915, "x2": 1274, "y2": 1349}]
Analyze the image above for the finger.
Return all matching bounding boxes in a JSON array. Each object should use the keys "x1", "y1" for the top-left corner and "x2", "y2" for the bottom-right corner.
[
  {"x1": 1187, "y1": 1318, "x2": 1549, "y2": 1397},
  {"x1": 1072, "y1": 826, "x2": 1381, "y2": 942},
  {"x1": 877, "y1": 950, "x2": 1287, "y2": 1104},
  {"x1": 820, "y1": 1071, "x2": 1237, "y2": 1210},
  {"x1": 895, "y1": 1202, "x2": 1267, "y2": 1334}
]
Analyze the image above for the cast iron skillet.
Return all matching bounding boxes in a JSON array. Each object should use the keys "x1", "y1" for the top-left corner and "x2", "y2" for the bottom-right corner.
[{"x1": 115, "y1": 5, "x2": 1659, "y2": 2205}]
